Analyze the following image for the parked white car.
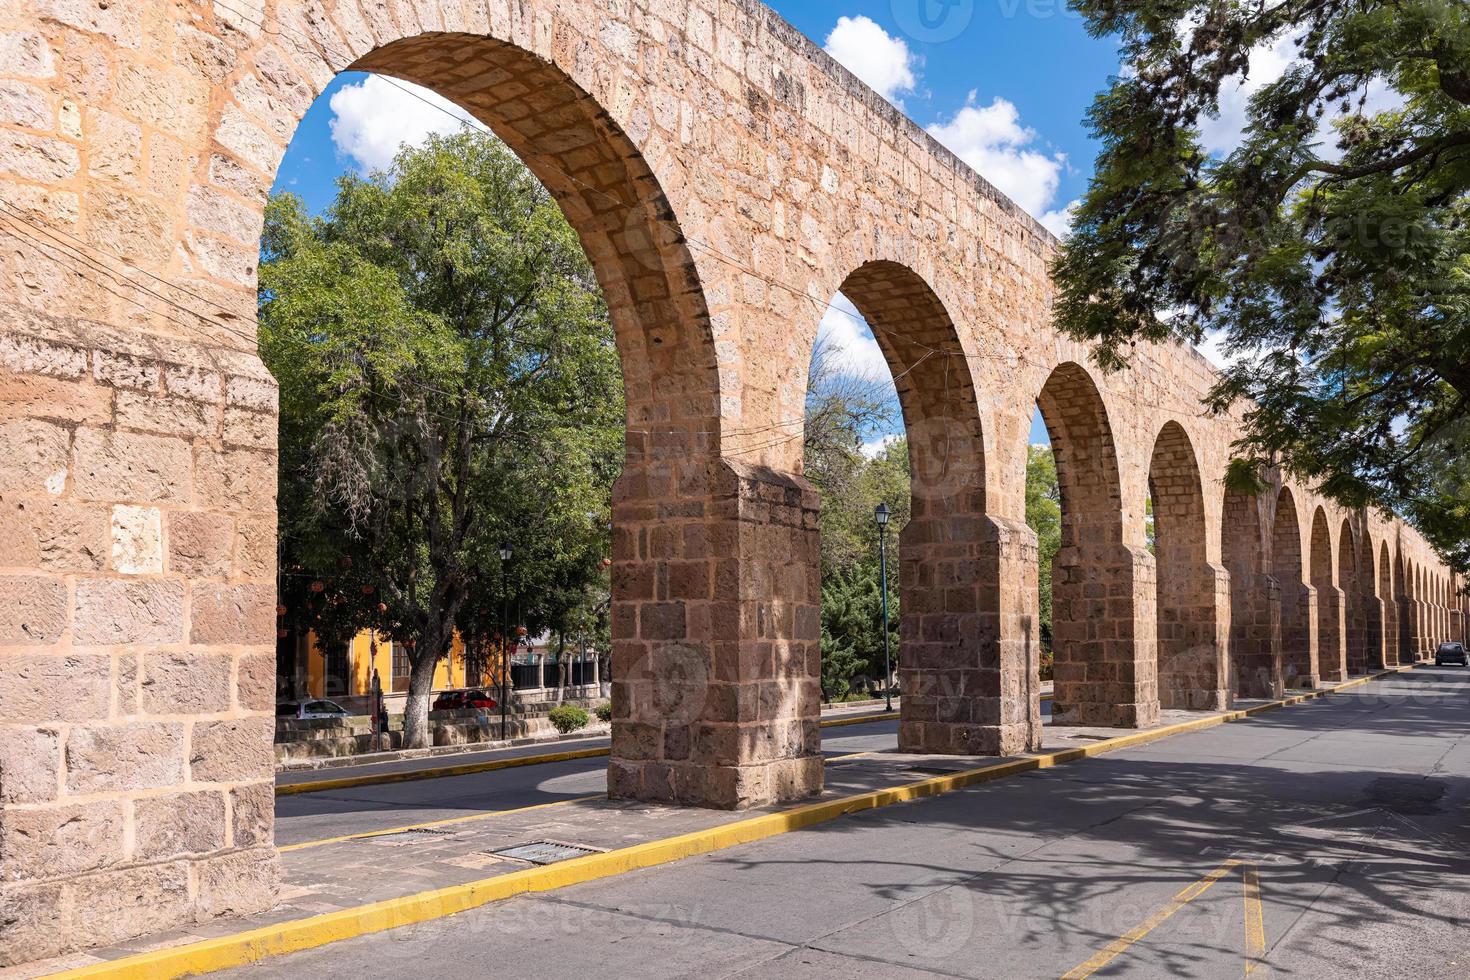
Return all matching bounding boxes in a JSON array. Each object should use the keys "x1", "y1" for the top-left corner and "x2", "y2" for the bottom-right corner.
[{"x1": 276, "y1": 699, "x2": 351, "y2": 720}]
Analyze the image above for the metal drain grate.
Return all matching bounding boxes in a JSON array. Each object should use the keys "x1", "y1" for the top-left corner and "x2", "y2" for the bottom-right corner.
[
  {"x1": 905, "y1": 765, "x2": 970, "y2": 776},
  {"x1": 492, "y1": 840, "x2": 604, "y2": 865},
  {"x1": 369, "y1": 827, "x2": 458, "y2": 843}
]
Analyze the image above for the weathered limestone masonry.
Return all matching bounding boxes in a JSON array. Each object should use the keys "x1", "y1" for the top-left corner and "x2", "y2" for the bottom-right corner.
[{"x1": 0, "y1": 0, "x2": 1461, "y2": 964}]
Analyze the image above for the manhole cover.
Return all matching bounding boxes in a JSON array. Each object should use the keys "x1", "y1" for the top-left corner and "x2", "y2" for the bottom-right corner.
[{"x1": 493, "y1": 840, "x2": 604, "y2": 864}]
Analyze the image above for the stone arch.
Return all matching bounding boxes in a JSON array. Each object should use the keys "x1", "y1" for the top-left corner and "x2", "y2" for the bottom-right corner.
[
  {"x1": 1414, "y1": 569, "x2": 1423, "y2": 653},
  {"x1": 838, "y1": 262, "x2": 986, "y2": 513},
  {"x1": 1273, "y1": 488, "x2": 1318, "y2": 688},
  {"x1": 1379, "y1": 541, "x2": 1399, "y2": 667},
  {"x1": 828, "y1": 261, "x2": 1039, "y2": 757},
  {"x1": 1038, "y1": 362, "x2": 1158, "y2": 728},
  {"x1": 204, "y1": 24, "x2": 809, "y2": 814},
  {"x1": 1149, "y1": 422, "x2": 1227, "y2": 709},
  {"x1": 1409, "y1": 562, "x2": 1421, "y2": 659},
  {"x1": 339, "y1": 37, "x2": 724, "y2": 451},
  {"x1": 1357, "y1": 530, "x2": 1383, "y2": 670},
  {"x1": 1310, "y1": 508, "x2": 1345, "y2": 682},
  {"x1": 235, "y1": 35, "x2": 784, "y2": 812},
  {"x1": 1337, "y1": 523, "x2": 1364, "y2": 673},
  {"x1": 1224, "y1": 489, "x2": 1280, "y2": 697},
  {"x1": 1396, "y1": 549, "x2": 1414, "y2": 663}
]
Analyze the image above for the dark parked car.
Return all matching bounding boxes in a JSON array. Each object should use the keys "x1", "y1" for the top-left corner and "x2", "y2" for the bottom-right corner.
[
  {"x1": 432, "y1": 689, "x2": 499, "y2": 711},
  {"x1": 1435, "y1": 643, "x2": 1468, "y2": 667}
]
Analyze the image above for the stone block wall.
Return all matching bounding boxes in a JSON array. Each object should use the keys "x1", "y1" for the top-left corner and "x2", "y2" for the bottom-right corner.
[
  {"x1": 0, "y1": 312, "x2": 279, "y2": 966},
  {"x1": 609, "y1": 459, "x2": 823, "y2": 809}
]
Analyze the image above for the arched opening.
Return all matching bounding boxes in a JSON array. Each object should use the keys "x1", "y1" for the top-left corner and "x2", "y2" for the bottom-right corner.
[
  {"x1": 1224, "y1": 489, "x2": 1280, "y2": 697},
  {"x1": 1337, "y1": 522, "x2": 1361, "y2": 674},
  {"x1": 1348, "y1": 527, "x2": 1376, "y2": 672},
  {"x1": 1396, "y1": 551, "x2": 1414, "y2": 664},
  {"x1": 1037, "y1": 363, "x2": 1158, "y2": 728},
  {"x1": 1149, "y1": 423, "x2": 1227, "y2": 709},
  {"x1": 804, "y1": 262, "x2": 1039, "y2": 756},
  {"x1": 349, "y1": 40, "x2": 723, "y2": 442},
  {"x1": 1379, "y1": 541, "x2": 1398, "y2": 667},
  {"x1": 1413, "y1": 565, "x2": 1426, "y2": 659},
  {"x1": 1273, "y1": 488, "x2": 1318, "y2": 688},
  {"x1": 1406, "y1": 560, "x2": 1416, "y2": 659},
  {"x1": 251, "y1": 32, "x2": 806, "y2": 812},
  {"x1": 1310, "y1": 509, "x2": 1345, "y2": 682}
]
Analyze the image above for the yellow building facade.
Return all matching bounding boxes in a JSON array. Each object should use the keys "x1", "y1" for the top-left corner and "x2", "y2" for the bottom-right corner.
[{"x1": 288, "y1": 629, "x2": 478, "y2": 704}]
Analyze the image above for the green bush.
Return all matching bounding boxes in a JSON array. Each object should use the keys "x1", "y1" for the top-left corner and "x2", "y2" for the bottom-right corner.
[
  {"x1": 594, "y1": 703, "x2": 612, "y2": 723},
  {"x1": 548, "y1": 704, "x2": 590, "y2": 734}
]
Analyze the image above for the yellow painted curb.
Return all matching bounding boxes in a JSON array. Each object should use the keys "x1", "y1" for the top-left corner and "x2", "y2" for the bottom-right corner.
[{"x1": 58, "y1": 672, "x2": 1403, "y2": 979}]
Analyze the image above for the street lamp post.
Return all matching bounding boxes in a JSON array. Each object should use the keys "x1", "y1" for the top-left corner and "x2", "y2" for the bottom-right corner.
[
  {"x1": 499, "y1": 542, "x2": 511, "y2": 742},
  {"x1": 875, "y1": 503, "x2": 893, "y2": 713}
]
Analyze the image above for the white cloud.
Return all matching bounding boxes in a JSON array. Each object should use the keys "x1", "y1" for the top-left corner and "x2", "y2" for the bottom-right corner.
[
  {"x1": 1195, "y1": 328, "x2": 1240, "y2": 369},
  {"x1": 816, "y1": 292, "x2": 892, "y2": 384},
  {"x1": 329, "y1": 75, "x2": 487, "y2": 173},
  {"x1": 862, "y1": 433, "x2": 902, "y2": 459},
  {"x1": 927, "y1": 95, "x2": 1066, "y2": 218},
  {"x1": 1040, "y1": 199, "x2": 1080, "y2": 239},
  {"x1": 1196, "y1": 29, "x2": 1406, "y2": 159},
  {"x1": 1197, "y1": 30, "x2": 1298, "y2": 156},
  {"x1": 823, "y1": 15, "x2": 918, "y2": 105}
]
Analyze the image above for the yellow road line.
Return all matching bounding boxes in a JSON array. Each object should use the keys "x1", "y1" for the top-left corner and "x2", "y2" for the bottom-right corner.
[
  {"x1": 1062, "y1": 860, "x2": 1243, "y2": 979},
  {"x1": 277, "y1": 795, "x2": 603, "y2": 853},
  {"x1": 55, "y1": 671, "x2": 1397, "y2": 980},
  {"x1": 1243, "y1": 862, "x2": 1266, "y2": 974}
]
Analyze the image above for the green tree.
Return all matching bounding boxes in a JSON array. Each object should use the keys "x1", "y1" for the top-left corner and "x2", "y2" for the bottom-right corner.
[
  {"x1": 810, "y1": 436, "x2": 907, "y2": 698},
  {"x1": 820, "y1": 563, "x2": 899, "y2": 701},
  {"x1": 1055, "y1": 0, "x2": 1470, "y2": 572},
  {"x1": 260, "y1": 131, "x2": 622, "y2": 747},
  {"x1": 1025, "y1": 444, "x2": 1061, "y2": 648},
  {"x1": 802, "y1": 338, "x2": 908, "y2": 697}
]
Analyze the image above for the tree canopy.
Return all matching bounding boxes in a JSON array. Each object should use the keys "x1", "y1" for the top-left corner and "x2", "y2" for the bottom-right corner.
[
  {"x1": 1055, "y1": 0, "x2": 1470, "y2": 573},
  {"x1": 260, "y1": 130, "x2": 621, "y2": 746}
]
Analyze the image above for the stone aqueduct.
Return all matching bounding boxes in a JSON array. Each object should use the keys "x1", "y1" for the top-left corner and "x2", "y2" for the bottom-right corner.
[{"x1": 0, "y1": 0, "x2": 1465, "y2": 963}]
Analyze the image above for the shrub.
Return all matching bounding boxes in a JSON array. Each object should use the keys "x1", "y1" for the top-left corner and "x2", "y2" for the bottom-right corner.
[
  {"x1": 594, "y1": 703, "x2": 612, "y2": 723},
  {"x1": 1039, "y1": 650, "x2": 1055, "y2": 682},
  {"x1": 548, "y1": 704, "x2": 590, "y2": 734}
]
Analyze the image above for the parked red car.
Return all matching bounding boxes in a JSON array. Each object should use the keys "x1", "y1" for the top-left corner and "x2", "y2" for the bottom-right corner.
[{"x1": 432, "y1": 689, "x2": 499, "y2": 711}]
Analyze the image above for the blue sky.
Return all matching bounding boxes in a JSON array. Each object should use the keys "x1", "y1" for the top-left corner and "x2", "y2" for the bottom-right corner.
[{"x1": 271, "y1": 2, "x2": 1130, "y2": 447}]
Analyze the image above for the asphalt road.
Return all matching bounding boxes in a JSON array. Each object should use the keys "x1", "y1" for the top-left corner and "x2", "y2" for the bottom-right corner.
[
  {"x1": 274, "y1": 716, "x2": 907, "y2": 847},
  {"x1": 252, "y1": 667, "x2": 1470, "y2": 977}
]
